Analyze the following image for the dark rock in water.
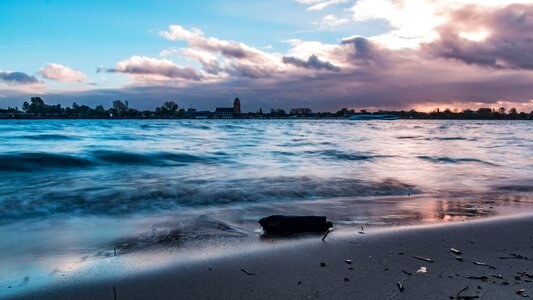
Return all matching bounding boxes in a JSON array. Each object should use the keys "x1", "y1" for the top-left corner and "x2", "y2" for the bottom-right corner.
[{"x1": 259, "y1": 215, "x2": 333, "y2": 234}]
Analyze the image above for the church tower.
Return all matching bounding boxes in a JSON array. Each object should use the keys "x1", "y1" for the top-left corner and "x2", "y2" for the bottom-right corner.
[{"x1": 233, "y1": 98, "x2": 241, "y2": 113}]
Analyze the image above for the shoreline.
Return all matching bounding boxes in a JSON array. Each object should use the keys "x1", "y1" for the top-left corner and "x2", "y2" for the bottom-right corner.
[{"x1": 10, "y1": 212, "x2": 533, "y2": 300}]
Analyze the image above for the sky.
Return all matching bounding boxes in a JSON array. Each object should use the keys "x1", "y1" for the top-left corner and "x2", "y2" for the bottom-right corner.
[{"x1": 1, "y1": 0, "x2": 533, "y2": 112}]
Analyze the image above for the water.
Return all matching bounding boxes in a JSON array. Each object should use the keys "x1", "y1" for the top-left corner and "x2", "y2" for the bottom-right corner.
[{"x1": 0, "y1": 119, "x2": 532, "y2": 296}]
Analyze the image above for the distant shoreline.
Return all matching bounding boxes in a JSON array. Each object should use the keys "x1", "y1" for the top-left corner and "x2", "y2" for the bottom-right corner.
[
  {"x1": 1, "y1": 97, "x2": 532, "y2": 120},
  {"x1": 1, "y1": 116, "x2": 532, "y2": 120}
]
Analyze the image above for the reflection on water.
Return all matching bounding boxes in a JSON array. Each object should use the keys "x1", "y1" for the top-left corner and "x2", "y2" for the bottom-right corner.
[{"x1": 0, "y1": 119, "x2": 531, "y2": 297}]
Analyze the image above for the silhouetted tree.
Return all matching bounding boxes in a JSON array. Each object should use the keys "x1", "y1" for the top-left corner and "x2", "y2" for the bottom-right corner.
[
  {"x1": 270, "y1": 108, "x2": 287, "y2": 117},
  {"x1": 155, "y1": 101, "x2": 179, "y2": 117},
  {"x1": 476, "y1": 108, "x2": 493, "y2": 118},
  {"x1": 290, "y1": 108, "x2": 312, "y2": 115}
]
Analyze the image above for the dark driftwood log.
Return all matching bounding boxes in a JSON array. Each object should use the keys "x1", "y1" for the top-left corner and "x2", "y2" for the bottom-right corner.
[{"x1": 259, "y1": 215, "x2": 333, "y2": 234}]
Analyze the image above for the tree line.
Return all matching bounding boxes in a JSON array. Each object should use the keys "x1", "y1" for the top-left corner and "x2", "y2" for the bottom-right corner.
[{"x1": 0, "y1": 97, "x2": 532, "y2": 119}]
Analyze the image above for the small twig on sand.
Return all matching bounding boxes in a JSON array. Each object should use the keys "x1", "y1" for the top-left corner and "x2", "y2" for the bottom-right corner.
[
  {"x1": 465, "y1": 276, "x2": 488, "y2": 281},
  {"x1": 113, "y1": 286, "x2": 117, "y2": 300},
  {"x1": 413, "y1": 255, "x2": 434, "y2": 263},
  {"x1": 500, "y1": 253, "x2": 528, "y2": 260},
  {"x1": 473, "y1": 262, "x2": 496, "y2": 269},
  {"x1": 450, "y1": 248, "x2": 462, "y2": 255},
  {"x1": 456, "y1": 286, "x2": 468, "y2": 298},
  {"x1": 397, "y1": 281, "x2": 405, "y2": 292},
  {"x1": 451, "y1": 286, "x2": 480, "y2": 300},
  {"x1": 518, "y1": 272, "x2": 533, "y2": 279},
  {"x1": 241, "y1": 268, "x2": 256, "y2": 276},
  {"x1": 322, "y1": 228, "x2": 333, "y2": 241}
]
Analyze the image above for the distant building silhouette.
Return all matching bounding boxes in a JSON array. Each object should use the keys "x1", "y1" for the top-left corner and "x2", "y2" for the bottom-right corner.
[
  {"x1": 233, "y1": 98, "x2": 241, "y2": 113},
  {"x1": 215, "y1": 98, "x2": 241, "y2": 118}
]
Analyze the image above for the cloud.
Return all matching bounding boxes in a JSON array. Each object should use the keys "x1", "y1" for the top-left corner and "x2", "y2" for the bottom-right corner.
[
  {"x1": 100, "y1": 56, "x2": 203, "y2": 81},
  {"x1": 37, "y1": 63, "x2": 87, "y2": 83},
  {"x1": 178, "y1": 48, "x2": 222, "y2": 75},
  {"x1": 160, "y1": 25, "x2": 263, "y2": 59},
  {"x1": 159, "y1": 25, "x2": 283, "y2": 78},
  {"x1": 283, "y1": 55, "x2": 341, "y2": 71},
  {"x1": 296, "y1": 0, "x2": 351, "y2": 11},
  {"x1": 423, "y1": 4, "x2": 533, "y2": 70},
  {"x1": 345, "y1": 0, "x2": 533, "y2": 49},
  {"x1": 319, "y1": 14, "x2": 350, "y2": 29},
  {"x1": 0, "y1": 71, "x2": 40, "y2": 85}
]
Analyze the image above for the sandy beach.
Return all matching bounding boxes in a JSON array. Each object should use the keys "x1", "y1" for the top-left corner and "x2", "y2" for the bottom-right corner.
[{"x1": 10, "y1": 213, "x2": 533, "y2": 300}]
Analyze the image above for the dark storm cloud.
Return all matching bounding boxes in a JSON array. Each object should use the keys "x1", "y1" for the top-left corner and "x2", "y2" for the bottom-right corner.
[
  {"x1": 0, "y1": 71, "x2": 40, "y2": 85},
  {"x1": 424, "y1": 4, "x2": 533, "y2": 70},
  {"x1": 98, "y1": 56, "x2": 203, "y2": 81},
  {"x1": 282, "y1": 55, "x2": 341, "y2": 71}
]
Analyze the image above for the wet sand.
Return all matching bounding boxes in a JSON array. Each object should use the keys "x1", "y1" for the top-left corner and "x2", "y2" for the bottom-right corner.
[{"x1": 11, "y1": 213, "x2": 533, "y2": 300}]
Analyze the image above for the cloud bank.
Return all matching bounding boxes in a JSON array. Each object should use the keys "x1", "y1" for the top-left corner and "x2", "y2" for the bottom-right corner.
[
  {"x1": 2, "y1": 0, "x2": 533, "y2": 112},
  {"x1": 0, "y1": 71, "x2": 40, "y2": 85},
  {"x1": 37, "y1": 63, "x2": 87, "y2": 83}
]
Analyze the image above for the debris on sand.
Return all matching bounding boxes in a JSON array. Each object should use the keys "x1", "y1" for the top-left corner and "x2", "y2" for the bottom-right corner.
[
  {"x1": 473, "y1": 262, "x2": 496, "y2": 269},
  {"x1": 456, "y1": 256, "x2": 464, "y2": 262},
  {"x1": 397, "y1": 282, "x2": 405, "y2": 292},
  {"x1": 516, "y1": 288, "x2": 526, "y2": 295},
  {"x1": 500, "y1": 253, "x2": 528, "y2": 260},
  {"x1": 344, "y1": 259, "x2": 352, "y2": 264},
  {"x1": 320, "y1": 262, "x2": 326, "y2": 267},
  {"x1": 450, "y1": 286, "x2": 480, "y2": 300},
  {"x1": 241, "y1": 268, "x2": 256, "y2": 276},
  {"x1": 450, "y1": 248, "x2": 462, "y2": 255},
  {"x1": 465, "y1": 276, "x2": 488, "y2": 281},
  {"x1": 259, "y1": 215, "x2": 333, "y2": 234},
  {"x1": 322, "y1": 228, "x2": 333, "y2": 241},
  {"x1": 413, "y1": 255, "x2": 434, "y2": 263}
]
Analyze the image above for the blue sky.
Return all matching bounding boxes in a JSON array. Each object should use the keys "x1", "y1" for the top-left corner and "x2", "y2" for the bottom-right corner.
[
  {"x1": 0, "y1": 0, "x2": 383, "y2": 80},
  {"x1": 1, "y1": 0, "x2": 532, "y2": 112}
]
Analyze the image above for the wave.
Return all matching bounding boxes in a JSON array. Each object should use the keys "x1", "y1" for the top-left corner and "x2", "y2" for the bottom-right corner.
[
  {"x1": 495, "y1": 184, "x2": 533, "y2": 192},
  {"x1": 0, "y1": 153, "x2": 94, "y2": 171},
  {"x1": 426, "y1": 137, "x2": 470, "y2": 141},
  {"x1": 21, "y1": 134, "x2": 76, "y2": 140},
  {"x1": 307, "y1": 149, "x2": 383, "y2": 161},
  {"x1": 0, "y1": 151, "x2": 221, "y2": 172},
  {"x1": 0, "y1": 177, "x2": 419, "y2": 222},
  {"x1": 417, "y1": 156, "x2": 497, "y2": 166},
  {"x1": 139, "y1": 123, "x2": 170, "y2": 129},
  {"x1": 91, "y1": 150, "x2": 220, "y2": 166}
]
